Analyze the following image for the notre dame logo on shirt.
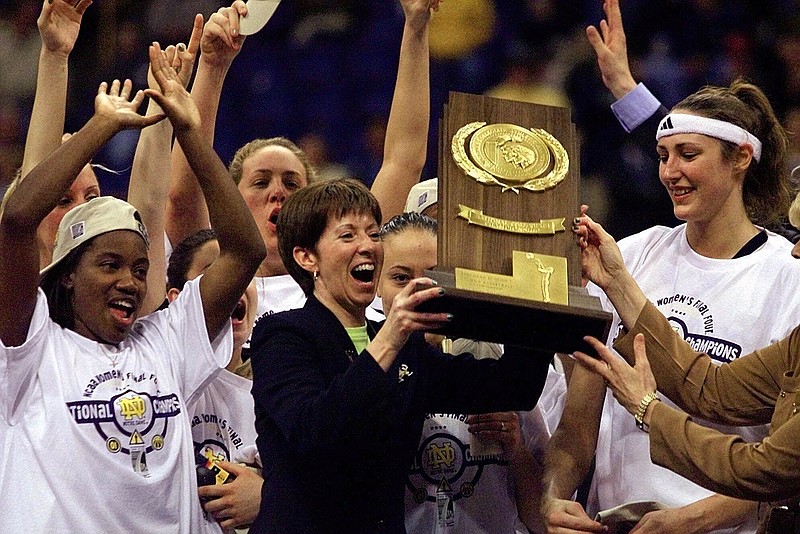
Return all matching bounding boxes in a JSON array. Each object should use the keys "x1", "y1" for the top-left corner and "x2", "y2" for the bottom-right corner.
[{"x1": 67, "y1": 386, "x2": 181, "y2": 477}]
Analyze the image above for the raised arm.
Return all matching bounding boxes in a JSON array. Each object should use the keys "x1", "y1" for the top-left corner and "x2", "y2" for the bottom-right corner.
[
  {"x1": 536, "y1": 206, "x2": 648, "y2": 533},
  {"x1": 165, "y1": 1, "x2": 247, "y2": 247},
  {"x1": 574, "y1": 208, "x2": 647, "y2": 329},
  {"x1": 586, "y1": 0, "x2": 635, "y2": 100},
  {"x1": 147, "y1": 43, "x2": 265, "y2": 342},
  {"x1": 369, "y1": 0, "x2": 438, "y2": 221},
  {"x1": 573, "y1": 217, "x2": 766, "y2": 531},
  {"x1": 1, "y1": 81, "x2": 162, "y2": 347},
  {"x1": 129, "y1": 16, "x2": 203, "y2": 315},
  {"x1": 21, "y1": 0, "x2": 92, "y2": 178},
  {"x1": 588, "y1": 0, "x2": 668, "y2": 146},
  {"x1": 540, "y1": 364, "x2": 607, "y2": 533}
]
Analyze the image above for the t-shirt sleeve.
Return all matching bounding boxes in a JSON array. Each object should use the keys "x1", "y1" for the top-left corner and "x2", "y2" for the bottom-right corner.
[
  {"x1": 0, "y1": 288, "x2": 51, "y2": 423},
  {"x1": 161, "y1": 277, "x2": 233, "y2": 406}
]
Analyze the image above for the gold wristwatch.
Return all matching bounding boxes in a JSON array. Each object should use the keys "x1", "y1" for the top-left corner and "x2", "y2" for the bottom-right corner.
[{"x1": 635, "y1": 391, "x2": 660, "y2": 433}]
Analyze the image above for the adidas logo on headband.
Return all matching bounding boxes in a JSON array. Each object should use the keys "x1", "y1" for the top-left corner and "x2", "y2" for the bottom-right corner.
[{"x1": 656, "y1": 113, "x2": 762, "y2": 163}]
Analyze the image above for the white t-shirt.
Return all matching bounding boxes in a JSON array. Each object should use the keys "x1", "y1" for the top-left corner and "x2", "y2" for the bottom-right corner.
[
  {"x1": 589, "y1": 225, "x2": 800, "y2": 534},
  {"x1": 535, "y1": 364, "x2": 568, "y2": 436},
  {"x1": 366, "y1": 295, "x2": 385, "y2": 322},
  {"x1": 190, "y1": 368, "x2": 258, "y2": 533},
  {"x1": 0, "y1": 279, "x2": 232, "y2": 533},
  {"x1": 190, "y1": 369, "x2": 258, "y2": 465},
  {"x1": 402, "y1": 334, "x2": 551, "y2": 534},
  {"x1": 404, "y1": 409, "x2": 548, "y2": 534},
  {"x1": 244, "y1": 275, "x2": 306, "y2": 350}
]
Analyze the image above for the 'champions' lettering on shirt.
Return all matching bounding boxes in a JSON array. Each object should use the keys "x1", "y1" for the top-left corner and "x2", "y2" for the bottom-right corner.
[
  {"x1": 666, "y1": 316, "x2": 742, "y2": 363},
  {"x1": 684, "y1": 334, "x2": 741, "y2": 362}
]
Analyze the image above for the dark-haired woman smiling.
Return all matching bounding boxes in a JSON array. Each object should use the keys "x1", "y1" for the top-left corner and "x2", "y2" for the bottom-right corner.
[
  {"x1": 0, "y1": 45, "x2": 264, "y2": 531},
  {"x1": 249, "y1": 178, "x2": 553, "y2": 533}
]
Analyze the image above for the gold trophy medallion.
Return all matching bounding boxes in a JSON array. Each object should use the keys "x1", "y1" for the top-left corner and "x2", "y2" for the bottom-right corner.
[
  {"x1": 470, "y1": 124, "x2": 551, "y2": 183},
  {"x1": 452, "y1": 122, "x2": 569, "y2": 193}
]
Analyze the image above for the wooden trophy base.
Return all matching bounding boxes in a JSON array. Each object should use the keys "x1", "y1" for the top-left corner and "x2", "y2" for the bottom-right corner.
[{"x1": 418, "y1": 268, "x2": 612, "y2": 355}]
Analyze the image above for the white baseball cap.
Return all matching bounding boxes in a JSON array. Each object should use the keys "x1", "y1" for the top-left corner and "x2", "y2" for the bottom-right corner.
[
  {"x1": 40, "y1": 196, "x2": 149, "y2": 277},
  {"x1": 404, "y1": 178, "x2": 438, "y2": 214},
  {"x1": 238, "y1": 0, "x2": 282, "y2": 36}
]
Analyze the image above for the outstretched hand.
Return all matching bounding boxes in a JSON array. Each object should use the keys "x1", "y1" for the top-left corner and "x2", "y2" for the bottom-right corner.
[
  {"x1": 148, "y1": 14, "x2": 203, "y2": 91},
  {"x1": 94, "y1": 79, "x2": 164, "y2": 130},
  {"x1": 573, "y1": 334, "x2": 657, "y2": 419},
  {"x1": 573, "y1": 205, "x2": 627, "y2": 292},
  {"x1": 200, "y1": 0, "x2": 248, "y2": 68},
  {"x1": 145, "y1": 43, "x2": 201, "y2": 133},
  {"x1": 586, "y1": 0, "x2": 637, "y2": 100},
  {"x1": 380, "y1": 278, "x2": 450, "y2": 353},
  {"x1": 38, "y1": 0, "x2": 92, "y2": 56}
]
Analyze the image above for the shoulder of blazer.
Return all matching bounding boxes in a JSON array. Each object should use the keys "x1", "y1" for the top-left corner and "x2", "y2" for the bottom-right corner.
[{"x1": 251, "y1": 294, "x2": 353, "y2": 354}]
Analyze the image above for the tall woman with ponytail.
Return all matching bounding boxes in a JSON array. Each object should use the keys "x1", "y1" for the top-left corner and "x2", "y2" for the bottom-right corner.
[{"x1": 542, "y1": 79, "x2": 800, "y2": 534}]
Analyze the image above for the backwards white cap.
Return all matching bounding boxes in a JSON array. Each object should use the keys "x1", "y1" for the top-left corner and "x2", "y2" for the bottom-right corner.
[
  {"x1": 405, "y1": 178, "x2": 438, "y2": 214},
  {"x1": 238, "y1": 0, "x2": 282, "y2": 36},
  {"x1": 656, "y1": 113, "x2": 762, "y2": 163},
  {"x1": 40, "y1": 197, "x2": 149, "y2": 277}
]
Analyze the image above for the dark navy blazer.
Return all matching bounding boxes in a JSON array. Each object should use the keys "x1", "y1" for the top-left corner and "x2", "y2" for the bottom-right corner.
[{"x1": 249, "y1": 295, "x2": 552, "y2": 534}]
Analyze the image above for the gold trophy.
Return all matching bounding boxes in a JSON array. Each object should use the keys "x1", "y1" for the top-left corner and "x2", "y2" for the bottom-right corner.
[{"x1": 419, "y1": 92, "x2": 611, "y2": 354}]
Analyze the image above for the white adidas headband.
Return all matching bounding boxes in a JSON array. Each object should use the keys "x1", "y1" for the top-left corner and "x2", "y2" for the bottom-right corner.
[{"x1": 656, "y1": 113, "x2": 762, "y2": 163}]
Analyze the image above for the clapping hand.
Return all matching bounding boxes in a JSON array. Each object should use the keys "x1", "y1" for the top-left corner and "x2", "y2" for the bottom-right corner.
[
  {"x1": 94, "y1": 79, "x2": 164, "y2": 131},
  {"x1": 145, "y1": 43, "x2": 201, "y2": 133},
  {"x1": 38, "y1": 0, "x2": 92, "y2": 56}
]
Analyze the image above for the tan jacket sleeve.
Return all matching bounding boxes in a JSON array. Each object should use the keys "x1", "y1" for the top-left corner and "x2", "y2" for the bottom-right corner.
[{"x1": 613, "y1": 301, "x2": 800, "y2": 501}]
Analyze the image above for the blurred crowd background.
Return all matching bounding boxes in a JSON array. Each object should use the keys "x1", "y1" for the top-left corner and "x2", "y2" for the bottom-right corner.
[{"x1": 2, "y1": 0, "x2": 800, "y2": 238}]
